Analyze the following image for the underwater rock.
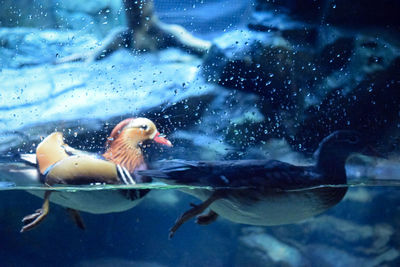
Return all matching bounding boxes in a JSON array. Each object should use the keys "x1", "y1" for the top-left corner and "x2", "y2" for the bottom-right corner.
[
  {"x1": 0, "y1": 28, "x2": 266, "y2": 162},
  {"x1": 270, "y1": 214, "x2": 396, "y2": 260},
  {"x1": 297, "y1": 55, "x2": 400, "y2": 153},
  {"x1": 56, "y1": 0, "x2": 119, "y2": 15},
  {"x1": 254, "y1": 0, "x2": 323, "y2": 23},
  {"x1": 171, "y1": 131, "x2": 233, "y2": 160},
  {"x1": 322, "y1": 0, "x2": 400, "y2": 28},
  {"x1": 0, "y1": 28, "x2": 213, "y2": 153},
  {"x1": 255, "y1": 0, "x2": 400, "y2": 28},
  {"x1": 202, "y1": 28, "x2": 316, "y2": 105},
  {"x1": 317, "y1": 35, "x2": 354, "y2": 76},
  {"x1": 304, "y1": 245, "x2": 399, "y2": 267},
  {"x1": 304, "y1": 216, "x2": 394, "y2": 248},
  {"x1": 75, "y1": 258, "x2": 166, "y2": 267},
  {"x1": 52, "y1": 0, "x2": 123, "y2": 36},
  {"x1": 202, "y1": 3, "x2": 400, "y2": 152},
  {"x1": 0, "y1": 28, "x2": 98, "y2": 68},
  {"x1": 201, "y1": 27, "x2": 318, "y2": 144},
  {"x1": 0, "y1": 0, "x2": 55, "y2": 28},
  {"x1": 162, "y1": 88, "x2": 266, "y2": 161},
  {"x1": 248, "y1": 10, "x2": 319, "y2": 46},
  {"x1": 235, "y1": 220, "x2": 399, "y2": 266},
  {"x1": 0, "y1": 0, "x2": 122, "y2": 36},
  {"x1": 244, "y1": 137, "x2": 310, "y2": 165},
  {"x1": 239, "y1": 227, "x2": 306, "y2": 267}
]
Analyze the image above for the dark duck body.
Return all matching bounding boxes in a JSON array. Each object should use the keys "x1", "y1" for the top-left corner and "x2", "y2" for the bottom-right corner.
[
  {"x1": 140, "y1": 131, "x2": 369, "y2": 238},
  {"x1": 0, "y1": 118, "x2": 171, "y2": 232}
]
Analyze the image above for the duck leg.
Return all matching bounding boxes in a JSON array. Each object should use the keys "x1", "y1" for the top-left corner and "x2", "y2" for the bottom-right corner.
[
  {"x1": 196, "y1": 210, "x2": 219, "y2": 225},
  {"x1": 169, "y1": 191, "x2": 221, "y2": 239},
  {"x1": 21, "y1": 191, "x2": 51, "y2": 233},
  {"x1": 67, "y1": 208, "x2": 86, "y2": 230}
]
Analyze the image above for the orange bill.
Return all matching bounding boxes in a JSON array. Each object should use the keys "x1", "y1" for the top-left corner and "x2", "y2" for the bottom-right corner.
[{"x1": 153, "y1": 132, "x2": 172, "y2": 147}]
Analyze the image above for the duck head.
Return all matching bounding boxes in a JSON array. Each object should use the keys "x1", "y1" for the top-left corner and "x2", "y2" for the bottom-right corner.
[
  {"x1": 103, "y1": 117, "x2": 172, "y2": 172},
  {"x1": 314, "y1": 130, "x2": 366, "y2": 175}
]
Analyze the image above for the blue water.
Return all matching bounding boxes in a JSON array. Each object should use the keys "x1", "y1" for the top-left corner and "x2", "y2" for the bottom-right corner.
[{"x1": 0, "y1": 161, "x2": 399, "y2": 266}]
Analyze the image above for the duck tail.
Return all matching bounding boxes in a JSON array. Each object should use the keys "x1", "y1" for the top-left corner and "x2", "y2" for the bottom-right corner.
[
  {"x1": 138, "y1": 159, "x2": 197, "y2": 184},
  {"x1": 0, "y1": 162, "x2": 41, "y2": 185},
  {"x1": 0, "y1": 153, "x2": 37, "y2": 165},
  {"x1": 0, "y1": 154, "x2": 41, "y2": 185},
  {"x1": 20, "y1": 154, "x2": 37, "y2": 165},
  {"x1": 137, "y1": 169, "x2": 169, "y2": 179}
]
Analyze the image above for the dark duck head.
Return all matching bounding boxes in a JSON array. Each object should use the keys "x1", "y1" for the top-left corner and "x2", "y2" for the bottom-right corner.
[{"x1": 314, "y1": 130, "x2": 366, "y2": 184}]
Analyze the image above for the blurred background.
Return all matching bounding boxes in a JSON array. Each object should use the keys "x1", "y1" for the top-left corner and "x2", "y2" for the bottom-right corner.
[{"x1": 0, "y1": 0, "x2": 400, "y2": 266}]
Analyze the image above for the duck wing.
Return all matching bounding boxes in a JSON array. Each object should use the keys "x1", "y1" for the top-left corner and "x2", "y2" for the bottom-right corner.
[
  {"x1": 36, "y1": 132, "x2": 94, "y2": 174},
  {"x1": 0, "y1": 153, "x2": 132, "y2": 186},
  {"x1": 141, "y1": 159, "x2": 321, "y2": 190},
  {"x1": 35, "y1": 132, "x2": 70, "y2": 174},
  {"x1": 33, "y1": 131, "x2": 134, "y2": 185},
  {"x1": 1, "y1": 132, "x2": 137, "y2": 186},
  {"x1": 44, "y1": 155, "x2": 120, "y2": 185}
]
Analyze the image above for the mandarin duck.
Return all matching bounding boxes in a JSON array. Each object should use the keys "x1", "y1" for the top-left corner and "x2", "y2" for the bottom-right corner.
[
  {"x1": 1, "y1": 118, "x2": 171, "y2": 232},
  {"x1": 140, "y1": 131, "x2": 372, "y2": 238}
]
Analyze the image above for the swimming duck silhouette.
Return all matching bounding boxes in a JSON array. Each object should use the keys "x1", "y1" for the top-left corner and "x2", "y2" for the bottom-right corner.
[
  {"x1": 140, "y1": 131, "x2": 371, "y2": 238},
  {"x1": 1, "y1": 118, "x2": 171, "y2": 232}
]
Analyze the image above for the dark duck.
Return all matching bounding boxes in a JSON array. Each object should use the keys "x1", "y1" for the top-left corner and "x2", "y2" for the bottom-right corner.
[
  {"x1": 140, "y1": 131, "x2": 371, "y2": 238},
  {"x1": 0, "y1": 118, "x2": 171, "y2": 232}
]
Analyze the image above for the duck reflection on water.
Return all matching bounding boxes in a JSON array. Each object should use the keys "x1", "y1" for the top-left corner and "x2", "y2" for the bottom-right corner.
[{"x1": 140, "y1": 131, "x2": 376, "y2": 238}]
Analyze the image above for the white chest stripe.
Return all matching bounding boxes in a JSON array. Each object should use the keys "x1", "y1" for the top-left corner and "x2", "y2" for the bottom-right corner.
[
  {"x1": 116, "y1": 165, "x2": 128, "y2": 184},
  {"x1": 116, "y1": 165, "x2": 136, "y2": 185},
  {"x1": 123, "y1": 166, "x2": 136, "y2": 185}
]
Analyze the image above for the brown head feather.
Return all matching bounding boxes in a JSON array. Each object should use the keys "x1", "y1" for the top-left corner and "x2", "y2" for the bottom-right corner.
[
  {"x1": 103, "y1": 117, "x2": 171, "y2": 173},
  {"x1": 103, "y1": 118, "x2": 148, "y2": 173}
]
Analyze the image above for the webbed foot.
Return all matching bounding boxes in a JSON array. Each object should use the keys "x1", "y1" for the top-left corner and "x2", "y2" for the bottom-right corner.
[
  {"x1": 196, "y1": 210, "x2": 219, "y2": 225},
  {"x1": 20, "y1": 191, "x2": 51, "y2": 233},
  {"x1": 169, "y1": 192, "x2": 220, "y2": 239},
  {"x1": 21, "y1": 208, "x2": 48, "y2": 232}
]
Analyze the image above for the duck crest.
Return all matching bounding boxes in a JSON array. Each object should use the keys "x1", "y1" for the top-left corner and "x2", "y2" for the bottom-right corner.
[{"x1": 104, "y1": 118, "x2": 134, "y2": 149}]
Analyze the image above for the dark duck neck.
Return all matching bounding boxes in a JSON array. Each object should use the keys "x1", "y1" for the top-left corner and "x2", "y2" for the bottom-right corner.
[{"x1": 314, "y1": 130, "x2": 364, "y2": 185}]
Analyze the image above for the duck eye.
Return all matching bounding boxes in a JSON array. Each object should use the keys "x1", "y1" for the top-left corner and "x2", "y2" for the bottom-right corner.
[
  {"x1": 347, "y1": 136, "x2": 359, "y2": 144},
  {"x1": 140, "y1": 125, "x2": 149, "y2": 130}
]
